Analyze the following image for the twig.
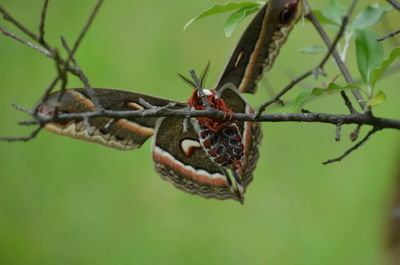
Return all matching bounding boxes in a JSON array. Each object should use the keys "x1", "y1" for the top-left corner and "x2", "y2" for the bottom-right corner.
[
  {"x1": 255, "y1": 8, "x2": 353, "y2": 118},
  {"x1": 38, "y1": 0, "x2": 50, "y2": 46},
  {"x1": 9, "y1": 107, "x2": 400, "y2": 130},
  {"x1": 64, "y1": 0, "x2": 104, "y2": 65},
  {"x1": 0, "y1": 5, "x2": 39, "y2": 41},
  {"x1": 323, "y1": 127, "x2": 380, "y2": 164},
  {"x1": 255, "y1": 70, "x2": 313, "y2": 117},
  {"x1": 0, "y1": 25, "x2": 52, "y2": 57},
  {"x1": 0, "y1": 125, "x2": 44, "y2": 142},
  {"x1": 83, "y1": 117, "x2": 94, "y2": 136},
  {"x1": 54, "y1": 50, "x2": 68, "y2": 102},
  {"x1": 378, "y1": 29, "x2": 400, "y2": 41},
  {"x1": 36, "y1": 77, "x2": 60, "y2": 110},
  {"x1": 0, "y1": 5, "x2": 93, "y2": 77},
  {"x1": 386, "y1": 0, "x2": 400, "y2": 11},
  {"x1": 139, "y1": 98, "x2": 156, "y2": 109},
  {"x1": 55, "y1": 0, "x2": 104, "y2": 110},
  {"x1": 341, "y1": 91, "x2": 357, "y2": 114},
  {"x1": 304, "y1": 0, "x2": 367, "y2": 112},
  {"x1": 350, "y1": 124, "x2": 362, "y2": 142},
  {"x1": 335, "y1": 123, "x2": 342, "y2": 142},
  {"x1": 60, "y1": 36, "x2": 102, "y2": 109}
]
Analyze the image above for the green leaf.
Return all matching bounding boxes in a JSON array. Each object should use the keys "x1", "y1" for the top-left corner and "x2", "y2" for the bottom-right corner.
[
  {"x1": 291, "y1": 91, "x2": 312, "y2": 110},
  {"x1": 350, "y1": 4, "x2": 392, "y2": 31},
  {"x1": 300, "y1": 45, "x2": 327, "y2": 54},
  {"x1": 291, "y1": 83, "x2": 361, "y2": 109},
  {"x1": 312, "y1": 10, "x2": 339, "y2": 27},
  {"x1": 224, "y1": 6, "x2": 259, "y2": 37},
  {"x1": 370, "y1": 46, "x2": 400, "y2": 88},
  {"x1": 311, "y1": 83, "x2": 361, "y2": 96},
  {"x1": 183, "y1": 2, "x2": 263, "y2": 31},
  {"x1": 322, "y1": 0, "x2": 346, "y2": 25},
  {"x1": 368, "y1": 91, "x2": 386, "y2": 106},
  {"x1": 355, "y1": 29, "x2": 383, "y2": 84}
]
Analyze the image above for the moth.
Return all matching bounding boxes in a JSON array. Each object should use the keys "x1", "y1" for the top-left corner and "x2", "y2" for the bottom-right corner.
[{"x1": 36, "y1": 0, "x2": 302, "y2": 203}]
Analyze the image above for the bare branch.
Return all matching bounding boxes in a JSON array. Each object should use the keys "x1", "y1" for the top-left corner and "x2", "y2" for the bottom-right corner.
[
  {"x1": 323, "y1": 127, "x2": 380, "y2": 165},
  {"x1": 1, "y1": 0, "x2": 399, "y2": 168},
  {"x1": 9, "y1": 107, "x2": 400, "y2": 130},
  {"x1": 0, "y1": 5, "x2": 39, "y2": 41},
  {"x1": 60, "y1": 36, "x2": 102, "y2": 109},
  {"x1": 65, "y1": 0, "x2": 104, "y2": 64},
  {"x1": 0, "y1": 25, "x2": 52, "y2": 56},
  {"x1": 0, "y1": 125, "x2": 44, "y2": 142},
  {"x1": 255, "y1": 70, "x2": 313, "y2": 117},
  {"x1": 255, "y1": 6, "x2": 354, "y2": 118},
  {"x1": 36, "y1": 77, "x2": 60, "y2": 110},
  {"x1": 350, "y1": 124, "x2": 362, "y2": 142},
  {"x1": 378, "y1": 29, "x2": 400, "y2": 41},
  {"x1": 0, "y1": 4, "x2": 99, "y2": 78},
  {"x1": 335, "y1": 123, "x2": 342, "y2": 142},
  {"x1": 386, "y1": 0, "x2": 400, "y2": 11},
  {"x1": 54, "y1": 50, "x2": 69, "y2": 102},
  {"x1": 304, "y1": 0, "x2": 368, "y2": 112},
  {"x1": 52, "y1": 0, "x2": 105, "y2": 111},
  {"x1": 38, "y1": 0, "x2": 50, "y2": 46},
  {"x1": 341, "y1": 91, "x2": 357, "y2": 114}
]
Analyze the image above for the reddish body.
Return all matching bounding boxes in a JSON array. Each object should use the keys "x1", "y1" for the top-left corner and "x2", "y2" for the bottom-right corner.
[{"x1": 188, "y1": 89, "x2": 244, "y2": 170}]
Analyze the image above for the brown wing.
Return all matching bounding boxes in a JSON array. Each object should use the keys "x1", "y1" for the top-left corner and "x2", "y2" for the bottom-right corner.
[
  {"x1": 152, "y1": 116, "x2": 240, "y2": 201},
  {"x1": 152, "y1": 86, "x2": 262, "y2": 202},
  {"x1": 216, "y1": 0, "x2": 303, "y2": 94},
  {"x1": 37, "y1": 88, "x2": 185, "y2": 150}
]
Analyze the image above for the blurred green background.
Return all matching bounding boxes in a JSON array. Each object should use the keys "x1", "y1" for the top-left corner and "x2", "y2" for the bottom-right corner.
[{"x1": 1, "y1": 0, "x2": 399, "y2": 265}]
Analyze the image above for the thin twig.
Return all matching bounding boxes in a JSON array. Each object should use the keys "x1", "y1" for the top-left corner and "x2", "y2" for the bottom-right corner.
[
  {"x1": 255, "y1": 70, "x2": 313, "y2": 117},
  {"x1": 386, "y1": 0, "x2": 400, "y2": 11},
  {"x1": 60, "y1": 36, "x2": 102, "y2": 109},
  {"x1": 83, "y1": 117, "x2": 94, "y2": 136},
  {"x1": 378, "y1": 29, "x2": 400, "y2": 41},
  {"x1": 0, "y1": 23, "x2": 82, "y2": 76},
  {"x1": 38, "y1": 0, "x2": 50, "y2": 46},
  {"x1": 0, "y1": 125, "x2": 44, "y2": 142},
  {"x1": 37, "y1": 77, "x2": 60, "y2": 108},
  {"x1": 304, "y1": 0, "x2": 367, "y2": 112},
  {"x1": 0, "y1": 5, "x2": 98, "y2": 78},
  {"x1": 335, "y1": 123, "x2": 342, "y2": 142},
  {"x1": 350, "y1": 124, "x2": 362, "y2": 142},
  {"x1": 0, "y1": 5, "x2": 39, "y2": 41},
  {"x1": 323, "y1": 127, "x2": 380, "y2": 164},
  {"x1": 255, "y1": 8, "x2": 353, "y2": 118},
  {"x1": 0, "y1": 25, "x2": 52, "y2": 56},
  {"x1": 341, "y1": 91, "x2": 357, "y2": 114},
  {"x1": 64, "y1": 0, "x2": 104, "y2": 65},
  {"x1": 54, "y1": 50, "x2": 68, "y2": 102}
]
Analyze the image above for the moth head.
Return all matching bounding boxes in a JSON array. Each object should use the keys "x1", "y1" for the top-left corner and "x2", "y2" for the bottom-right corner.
[
  {"x1": 278, "y1": 0, "x2": 303, "y2": 25},
  {"x1": 188, "y1": 88, "x2": 217, "y2": 109},
  {"x1": 178, "y1": 62, "x2": 216, "y2": 108}
]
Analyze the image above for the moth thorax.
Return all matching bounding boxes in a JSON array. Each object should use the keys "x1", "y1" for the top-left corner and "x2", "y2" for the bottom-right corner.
[{"x1": 198, "y1": 123, "x2": 244, "y2": 169}]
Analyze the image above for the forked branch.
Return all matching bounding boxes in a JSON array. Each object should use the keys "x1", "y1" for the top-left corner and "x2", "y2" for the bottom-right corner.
[{"x1": 1, "y1": 0, "x2": 399, "y2": 165}]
